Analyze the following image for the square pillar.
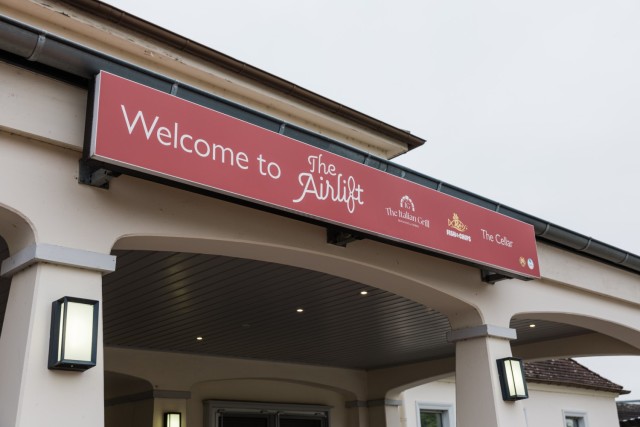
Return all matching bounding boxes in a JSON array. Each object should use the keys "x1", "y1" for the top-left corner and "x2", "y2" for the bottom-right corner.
[
  {"x1": 448, "y1": 324, "x2": 527, "y2": 427},
  {"x1": 367, "y1": 399, "x2": 402, "y2": 427},
  {"x1": 345, "y1": 401, "x2": 368, "y2": 427},
  {"x1": 0, "y1": 244, "x2": 115, "y2": 427}
]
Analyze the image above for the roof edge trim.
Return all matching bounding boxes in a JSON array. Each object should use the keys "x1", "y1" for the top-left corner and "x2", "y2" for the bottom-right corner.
[{"x1": 59, "y1": 0, "x2": 426, "y2": 151}]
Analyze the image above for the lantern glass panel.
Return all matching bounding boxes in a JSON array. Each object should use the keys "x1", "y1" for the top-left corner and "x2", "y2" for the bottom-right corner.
[
  {"x1": 497, "y1": 357, "x2": 529, "y2": 401},
  {"x1": 63, "y1": 301, "x2": 95, "y2": 361},
  {"x1": 511, "y1": 360, "x2": 526, "y2": 396},
  {"x1": 165, "y1": 413, "x2": 181, "y2": 427}
]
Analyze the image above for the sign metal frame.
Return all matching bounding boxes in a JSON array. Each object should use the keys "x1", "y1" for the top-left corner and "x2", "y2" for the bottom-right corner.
[{"x1": 85, "y1": 71, "x2": 540, "y2": 280}]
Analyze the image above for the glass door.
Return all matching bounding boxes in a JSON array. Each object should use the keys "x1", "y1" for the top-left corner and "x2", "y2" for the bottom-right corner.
[{"x1": 218, "y1": 413, "x2": 270, "y2": 427}]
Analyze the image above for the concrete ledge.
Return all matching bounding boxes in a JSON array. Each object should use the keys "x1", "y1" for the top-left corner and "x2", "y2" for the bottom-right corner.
[
  {"x1": 366, "y1": 399, "x2": 403, "y2": 407},
  {"x1": 346, "y1": 399, "x2": 403, "y2": 408},
  {"x1": 0, "y1": 61, "x2": 86, "y2": 151},
  {"x1": 0, "y1": 243, "x2": 116, "y2": 277},
  {"x1": 345, "y1": 400, "x2": 367, "y2": 408},
  {"x1": 447, "y1": 324, "x2": 517, "y2": 343},
  {"x1": 105, "y1": 390, "x2": 191, "y2": 407}
]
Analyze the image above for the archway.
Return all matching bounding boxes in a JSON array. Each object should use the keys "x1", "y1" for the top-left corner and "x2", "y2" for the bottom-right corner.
[
  {"x1": 102, "y1": 243, "x2": 464, "y2": 371},
  {"x1": 511, "y1": 312, "x2": 640, "y2": 360},
  {"x1": 101, "y1": 234, "x2": 483, "y2": 427},
  {"x1": 0, "y1": 235, "x2": 10, "y2": 337},
  {"x1": 104, "y1": 371, "x2": 154, "y2": 427},
  {"x1": 0, "y1": 205, "x2": 36, "y2": 337}
]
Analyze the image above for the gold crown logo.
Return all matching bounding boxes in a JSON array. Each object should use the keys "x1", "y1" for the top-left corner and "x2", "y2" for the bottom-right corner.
[{"x1": 448, "y1": 213, "x2": 468, "y2": 232}]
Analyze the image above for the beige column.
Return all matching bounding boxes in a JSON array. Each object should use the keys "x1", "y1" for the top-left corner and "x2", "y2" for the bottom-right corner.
[
  {"x1": 367, "y1": 399, "x2": 402, "y2": 427},
  {"x1": 448, "y1": 324, "x2": 527, "y2": 427},
  {"x1": 0, "y1": 244, "x2": 115, "y2": 427},
  {"x1": 346, "y1": 401, "x2": 368, "y2": 427}
]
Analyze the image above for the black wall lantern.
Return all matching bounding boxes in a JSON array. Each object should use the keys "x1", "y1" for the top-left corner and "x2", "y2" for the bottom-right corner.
[
  {"x1": 496, "y1": 357, "x2": 529, "y2": 401},
  {"x1": 48, "y1": 296, "x2": 99, "y2": 371}
]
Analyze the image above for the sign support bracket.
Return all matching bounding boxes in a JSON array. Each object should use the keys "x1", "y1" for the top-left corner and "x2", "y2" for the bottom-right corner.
[
  {"x1": 480, "y1": 269, "x2": 511, "y2": 285},
  {"x1": 327, "y1": 228, "x2": 363, "y2": 248},
  {"x1": 78, "y1": 160, "x2": 120, "y2": 189}
]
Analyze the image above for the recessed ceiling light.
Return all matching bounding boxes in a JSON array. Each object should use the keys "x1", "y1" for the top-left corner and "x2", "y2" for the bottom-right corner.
[
  {"x1": 296, "y1": 308, "x2": 304, "y2": 313},
  {"x1": 360, "y1": 290, "x2": 368, "y2": 295},
  {"x1": 196, "y1": 336, "x2": 204, "y2": 341},
  {"x1": 529, "y1": 324, "x2": 536, "y2": 328}
]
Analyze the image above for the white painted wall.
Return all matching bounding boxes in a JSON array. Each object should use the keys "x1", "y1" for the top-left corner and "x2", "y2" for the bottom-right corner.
[
  {"x1": 402, "y1": 379, "x2": 456, "y2": 427},
  {"x1": 402, "y1": 378, "x2": 621, "y2": 427},
  {"x1": 523, "y1": 383, "x2": 621, "y2": 427}
]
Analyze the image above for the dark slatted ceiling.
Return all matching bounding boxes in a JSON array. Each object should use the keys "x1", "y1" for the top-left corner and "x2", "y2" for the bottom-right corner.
[
  {"x1": 510, "y1": 318, "x2": 591, "y2": 344},
  {"x1": 101, "y1": 250, "x2": 591, "y2": 370},
  {"x1": 103, "y1": 251, "x2": 455, "y2": 369}
]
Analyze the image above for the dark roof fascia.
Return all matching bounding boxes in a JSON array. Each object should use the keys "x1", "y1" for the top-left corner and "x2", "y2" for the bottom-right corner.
[
  {"x1": 60, "y1": 0, "x2": 425, "y2": 152},
  {"x1": 524, "y1": 359, "x2": 630, "y2": 395},
  {"x1": 618, "y1": 402, "x2": 640, "y2": 423},
  {"x1": 526, "y1": 378, "x2": 630, "y2": 395},
  {"x1": 0, "y1": 13, "x2": 639, "y2": 277}
]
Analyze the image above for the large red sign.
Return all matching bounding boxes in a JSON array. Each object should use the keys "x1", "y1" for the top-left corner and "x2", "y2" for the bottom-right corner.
[{"x1": 90, "y1": 71, "x2": 540, "y2": 279}]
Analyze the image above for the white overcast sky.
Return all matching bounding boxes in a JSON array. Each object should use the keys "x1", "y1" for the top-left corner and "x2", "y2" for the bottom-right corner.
[{"x1": 103, "y1": 0, "x2": 640, "y2": 399}]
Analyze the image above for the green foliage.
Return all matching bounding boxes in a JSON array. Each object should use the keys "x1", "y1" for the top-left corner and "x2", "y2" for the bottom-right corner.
[{"x1": 420, "y1": 411, "x2": 442, "y2": 427}]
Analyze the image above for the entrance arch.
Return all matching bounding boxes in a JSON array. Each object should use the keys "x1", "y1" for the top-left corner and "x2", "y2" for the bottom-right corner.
[
  {"x1": 0, "y1": 204, "x2": 36, "y2": 256},
  {"x1": 0, "y1": 204, "x2": 37, "y2": 337},
  {"x1": 511, "y1": 312, "x2": 640, "y2": 360},
  {"x1": 103, "y1": 232, "x2": 474, "y2": 370},
  {"x1": 0, "y1": 235, "x2": 10, "y2": 337},
  {"x1": 112, "y1": 234, "x2": 482, "y2": 323},
  {"x1": 104, "y1": 371, "x2": 154, "y2": 427},
  {"x1": 101, "y1": 233, "x2": 484, "y2": 427}
]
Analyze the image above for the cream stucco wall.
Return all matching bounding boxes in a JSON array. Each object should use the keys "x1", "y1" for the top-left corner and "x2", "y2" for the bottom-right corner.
[
  {"x1": 1, "y1": 31, "x2": 639, "y2": 339},
  {"x1": 106, "y1": 399, "x2": 154, "y2": 427},
  {"x1": 105, "y1": 347, "x2": 364, "y2": 427},
  {"x1": 193, "y1": 379, "x2": 347, "y2": 426},
  {"x1": 1, "y1": 55, "x2": 640, "y2": 407}
]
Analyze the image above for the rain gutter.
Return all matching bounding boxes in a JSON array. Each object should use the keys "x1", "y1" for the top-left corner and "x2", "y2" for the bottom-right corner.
[{"x1": 0, "y1": 14, "x2": 638, "y2": 276}]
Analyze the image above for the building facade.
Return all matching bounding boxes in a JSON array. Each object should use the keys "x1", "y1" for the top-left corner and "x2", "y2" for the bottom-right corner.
[
  {"x1": 403, "y1": 359, "x2": 628, "y2": 427},
  {"x1": 1, "y1": 1, "x2": 640, "y2": 427}
]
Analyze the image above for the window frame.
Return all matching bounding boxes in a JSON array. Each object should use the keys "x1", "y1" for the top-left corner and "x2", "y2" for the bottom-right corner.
[
  {"x1": 416, "y1": 402, "x2": 454, "y2": 427},
  {"x1": 204, "y1": 400, "x2": 331, "y2": 427},
  {"x1": 562, "y1": 410, "x2": 588, "y2": 427}
]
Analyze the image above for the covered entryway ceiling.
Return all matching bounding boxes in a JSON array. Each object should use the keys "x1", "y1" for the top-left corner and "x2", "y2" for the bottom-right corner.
[
  {"x1": 0, "y1": 236, "x2": 595, "y2": 370},
  {"x1": 98, "y1": 249, "x2": 591, "y2": 370},
  {"x1": 0, "y1": 238, "x2": 595, "y2": 370}
]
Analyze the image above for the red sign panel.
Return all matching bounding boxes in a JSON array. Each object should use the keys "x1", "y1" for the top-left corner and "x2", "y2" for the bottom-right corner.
[{"x1": 90, "y1": 71, "x2": 540, "y2": 279}]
